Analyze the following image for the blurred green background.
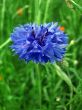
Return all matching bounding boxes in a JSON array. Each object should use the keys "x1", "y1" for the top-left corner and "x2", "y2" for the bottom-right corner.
[{"x1": 0, "y1": 0, "x2": 82, "y2": 110}]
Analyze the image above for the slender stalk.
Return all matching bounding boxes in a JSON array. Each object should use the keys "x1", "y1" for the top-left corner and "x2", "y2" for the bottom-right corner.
[
  {"x1": 70, "y1": 0, "x2": 82, "y2": 10},
  {"x1": 36, "y1": 64, "x2": 41, "y2": 110},
  {"x1": 0, "y1": 38, "x2": 11, "y2": 50},
  {"x1": 34, "y1": 0, "x2": 39, "y2": 23},
  {"x1": 43, "y1": 0, "x2": 51, "y2": 23},
  {"x1": 65, "y1": 0, "x2": 82, "y2": 11},
  {"x1": 69, "y1": 88, "x2": 73, "y2": 110},
  {"x1": 34, "y1": 0, "x2": 41, "y2": 24},
  {"x1": 1, "y1": 0, "x2": 6, "y2": 36},
  {"x1": 37, "y1": 0, "x2": 41, "y2": 24}
]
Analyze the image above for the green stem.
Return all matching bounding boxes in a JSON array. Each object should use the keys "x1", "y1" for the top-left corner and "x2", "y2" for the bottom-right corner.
[
  {"x1": 43, "y1": 0, "x2": 51, "y2": 23},
  {"x1": 34, "y1": 0, "x2": 39, "y2": 23},
  {"x1": 66, "y1": 0, "x2": 82, "y2": 11},
  {"x1": 69, "y1": 88, "x2": 73, "y2": 110},
  {"x1": 0, "y1": 38, "x2": 11, "y2": 50},
  {"x1": 34, "y1": 0, "x2": 41, "y2": 24},
  {"x1": 70, "y1": 0, "x2": 82, "y2": 10},
  {"x1": 1, "y1": 0, "x2": 6, "y2": 36},
  {"x1": 36, "y1": 64, "x2": 41, "y2": 109},
  {"x1": 37, "y1": 0, "x2": 42, "y2": 24}
]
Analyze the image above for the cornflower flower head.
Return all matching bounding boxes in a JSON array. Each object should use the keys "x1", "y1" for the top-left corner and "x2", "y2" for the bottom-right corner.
[{"x1": 10, "y1": 22, "x2": 68, "y2": 63}]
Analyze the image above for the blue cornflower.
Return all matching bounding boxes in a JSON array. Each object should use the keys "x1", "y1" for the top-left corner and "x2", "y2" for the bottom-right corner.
[{"x1": 10, "y1": 22, "x2": 68, "y2": 63}]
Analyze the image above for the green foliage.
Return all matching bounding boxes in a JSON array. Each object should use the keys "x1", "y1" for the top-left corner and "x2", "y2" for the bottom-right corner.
[{"x1": 0, "y1": 0, "x2": 82, "y2": 110}]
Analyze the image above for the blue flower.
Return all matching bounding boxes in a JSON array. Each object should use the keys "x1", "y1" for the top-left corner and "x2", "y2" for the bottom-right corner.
[{"x1": 10, "y1": 22, "x2": 68, "y2": 63}]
